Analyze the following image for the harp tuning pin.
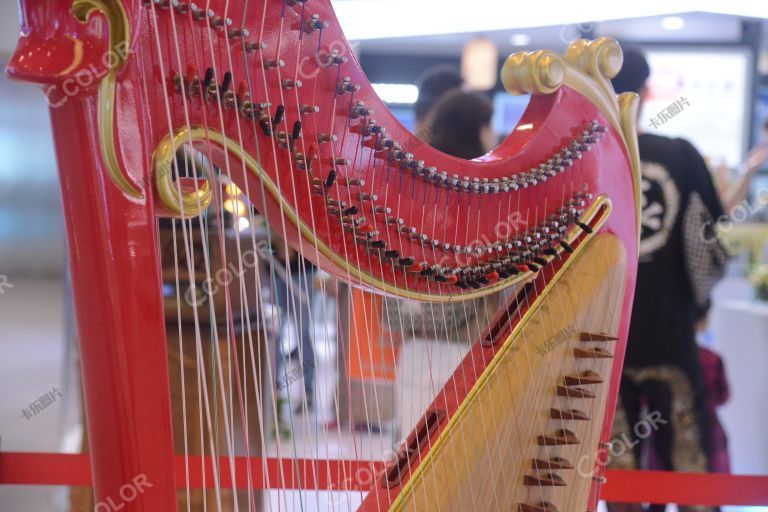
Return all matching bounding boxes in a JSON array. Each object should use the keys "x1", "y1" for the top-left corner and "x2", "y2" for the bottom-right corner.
[
  {"x1": 222, "y1": 90, "x2": 236, "y2": 108},
  {"x1": 304, "y1": 14, "x2": 329, "y2": 33},
  {"x1": 191, "y1": 4, "x2": 207, "y2": 19},
  {"x1": 264, "y1": 59, "x2": 285, "y2": 69},
  {"x1": 406, "y1": 159, "x2": 424, "y2": 173},
  {"x1": 318, "y1": 133, "x2": 337, "y2": 143},
  {"x1": 351, "y1": 102, "x2": 373, "y2": 119},
  {"x1": 334, "y1": 157, "x2": 351, "y2": 166},
  {"x1": 340, "y1": 177, "x2": 364, "y2": 187},
  {"x1": 374, "y1": 205, "x2": 390, "y2": 214},
  {"x1": 240, "y1": 103, "x2": 255, "y2": 119},
  {"x1": 281, "y1": 79, "x2": 302, "y2": 90},
  {"x1": 380, "y1": 138, "x2": 396, "y2": 150},
  {"x1": 171, "y1": 0, "x2": 188, "y2": 12},
  {"x1": 245, "y1": 41, "x2": 267, "y2": 53},
  {"x1": 337, "y1": 77, "x2": 360, "y2": 95},
  {"x1": 322, "y1": 49, "x2": 348, "y2": 67},
  {"x1": 152, "y1": 0, "x2": 170, "y2": 9},
  {"x1": 300, "y1": 104, "x2": 320, "y2": 115},
  {"x1": 207, "y1": 11, "x2": 228, "y2": 29},
  {"x1": 228, "y1": 27, "x2": 249, "y2": 39},
  {"x1": 295, "y1": 153, "x2": 307, "y2": 170},
  {"x1": 360, "y1": 192, "x2": 377, "y2": 202}
]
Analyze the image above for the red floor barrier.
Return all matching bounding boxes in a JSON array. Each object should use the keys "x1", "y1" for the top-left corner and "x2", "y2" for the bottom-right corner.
[{"x1": 2, "y1": 453, "x2": 768, "y2": 506}]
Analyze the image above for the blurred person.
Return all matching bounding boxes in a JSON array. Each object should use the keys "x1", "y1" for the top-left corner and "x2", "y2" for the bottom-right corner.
[
  {"x1": 270, "y1": 237, "x2": 316, "y2": 416},
  {"x1": 710, "y1": 118, "x2": 768, "y2": 216},
  {"x1": 428, "y1": 89, "x2": 497, "y2": 159},
  {"x1": 694, "y1": 312, "x2": 731, "y2": 480},
  {"x1": 607, "y1": 48, "x2": 728, "y2": 512},
  {"x1": 413, "y1": 65, "x2": 463, "y2": 139}
]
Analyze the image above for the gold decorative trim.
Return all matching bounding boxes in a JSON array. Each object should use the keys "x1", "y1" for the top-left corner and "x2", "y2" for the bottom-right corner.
[
  {"x1": 73, "y1": 0, "x2": 142, "y2": 199},
  {"x1": 385, "y1": 208, "x2": 614, "y2": 512},
  {"x1": 502, "y1": 37, "x2": 642, "y2": 252},
  {"x1": 153, "y1": 131, "x2": 213, "y2": 217},
  {"x1": 152, "y1": 126, "x2": 610, "y2": 302}
]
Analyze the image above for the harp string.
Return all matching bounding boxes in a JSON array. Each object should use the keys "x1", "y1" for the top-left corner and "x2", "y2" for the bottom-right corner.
[
  {"x1": 332, "y1": 85, "x2": 385, "y2": 511},
  {"x1": 250, "y1": 8, "x2": 300, "y2": 511},
  {"x1": 239, "y1": 0, "x2": 299, "y2": 505},
  {"x1": 289, "y1": 13, "x2": 347, "y2": 512},
  {"x1": 217, "y1": 0, "x2": 288, "y2": 507},
  {"x1": 383, "y1": 109, "x2": 455, "y2": 508},
  {"x1": 146, "y1": 3, "x2": 229, "y2": 510},
  {"x1": 300, "y1": 16, "x2": 360, "y2": 508},
  {"x1": 190, "y1": 1, "x2": 250, "y2": 506},
  {"x1": 470, "y1": 187, "x2": 504, "y2": 512},
  {"x1": 416, "y1": 159, "x2": 470, "y2": 509}
]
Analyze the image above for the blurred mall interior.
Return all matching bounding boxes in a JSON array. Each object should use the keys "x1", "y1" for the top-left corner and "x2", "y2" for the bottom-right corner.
[{"x1": 1, "y1": 1, "x2": 768, "y2": 511}]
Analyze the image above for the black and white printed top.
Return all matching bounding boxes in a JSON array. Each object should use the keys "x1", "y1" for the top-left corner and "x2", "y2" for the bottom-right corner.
[{"x1": 626, "y1": 133, "x2": 726, "y2": 376}]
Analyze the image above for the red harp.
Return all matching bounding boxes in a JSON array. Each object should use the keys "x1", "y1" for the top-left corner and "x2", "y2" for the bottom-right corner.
[{"x1": 6, "y1": 1, "x2": 640, "y2": 511}]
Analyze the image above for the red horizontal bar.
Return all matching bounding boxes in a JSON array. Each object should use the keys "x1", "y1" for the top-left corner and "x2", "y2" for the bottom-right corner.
[
  {"x1": 2, "y1": 453, "x2": 767, "y2": 506},
  {"x1": 0, "y1": 452, "x2": 383, "y2": 491},
  {"x1": 601, "y1": 469, "x2": 768, "y2": 506}
]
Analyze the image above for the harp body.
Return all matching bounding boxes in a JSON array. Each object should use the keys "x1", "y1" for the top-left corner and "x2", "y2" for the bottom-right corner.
[{"x1": 7, "y1": 1, "x2": 641, "y2": 511}]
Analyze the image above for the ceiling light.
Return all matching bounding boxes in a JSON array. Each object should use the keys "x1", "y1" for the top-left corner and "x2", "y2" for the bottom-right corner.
[
  {"x1": 462, "y1": 37, "x2": 499, "y2": 91},
  {"x1": 510, "y1": 33, "x2": 531, "y2": 46},
  {"x1": 237, "y1": 217, "x2": 251, "y2": 232},
  {"x1": 661, "y1": 16, "x2": 686, "y2": 30}
]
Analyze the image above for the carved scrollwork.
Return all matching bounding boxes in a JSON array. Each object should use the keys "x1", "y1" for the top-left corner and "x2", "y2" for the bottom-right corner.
[
  {"x1": 501, "y1": 37, "x2": 642, "y2": 249},
  {"x1": 72, "y1": 0, "x2": 143, "y2": 200}
]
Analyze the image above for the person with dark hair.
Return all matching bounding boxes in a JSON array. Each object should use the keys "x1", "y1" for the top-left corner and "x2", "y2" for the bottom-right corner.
[
  {"x1": 428, "y1": 89, "x2": 496, "y2": 159},
  {"x1": 413, "y1": 65, "x2": 463, "y2": 137},
  {"x1": 606, "y1": 48, "x2": 727, "y2": 512}
]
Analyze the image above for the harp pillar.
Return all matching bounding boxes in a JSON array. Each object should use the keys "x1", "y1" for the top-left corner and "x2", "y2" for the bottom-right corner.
[{"x1": 50, "y1": 98, "x2": 177, "y2": 509}]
